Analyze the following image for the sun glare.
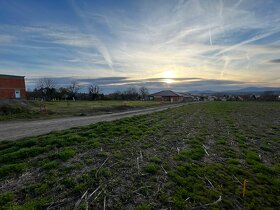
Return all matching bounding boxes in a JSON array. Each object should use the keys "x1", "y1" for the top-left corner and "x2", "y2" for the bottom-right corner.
[
  {"x1": 161, "y1": 70, "x2": 177, "y2": 84},
  {"x1": 162, "y1": 70, "x2": 176, "y2": 79},
  {"x1": 163, "y1": 78, "x2": 175, "y2": 84}
]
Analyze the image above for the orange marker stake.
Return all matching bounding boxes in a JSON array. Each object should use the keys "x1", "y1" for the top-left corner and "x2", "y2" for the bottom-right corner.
[{"x1": 243, "y1": 176, "x2": 246, "y2": 197}]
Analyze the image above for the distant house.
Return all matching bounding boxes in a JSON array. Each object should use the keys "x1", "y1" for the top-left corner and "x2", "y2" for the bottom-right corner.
[
  {"x1": 208, "y1": 96, "x2": 217, "y2": 101},
  {"x1": 0, "y1": 74, "x2": 26, "y2": 99},
  {"x1": 149, "y1": 90, "x2": 193, "y2": 102}
]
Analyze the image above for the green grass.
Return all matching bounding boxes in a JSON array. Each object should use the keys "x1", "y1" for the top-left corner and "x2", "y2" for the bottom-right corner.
[
  {"x1": 144, "y1": 163, "x2": 160, "y2": 174},
  {"x1": 0, "y1": 101, "x2": 279, "y2": 209},
  {"x1": 55, "y1": 147, "x2": 76, "y2": 161}
]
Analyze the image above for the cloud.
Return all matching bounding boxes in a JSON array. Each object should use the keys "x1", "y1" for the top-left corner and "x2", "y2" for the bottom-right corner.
[
  {"x1": 0, "y1": 35, "x2": 15, "y2": 43},
  {"x1": 1, "y1": 0, "x2": 280, "y2": 87},
  {"x1": 25, "y1": 76, "x2": 276, "y2": 94},
  {"x1": 268, "y1": 59, "x2": 280, "y2": 63}
]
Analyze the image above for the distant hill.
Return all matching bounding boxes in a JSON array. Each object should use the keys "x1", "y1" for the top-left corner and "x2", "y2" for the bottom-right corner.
[
  {"x1": 190, "y1": 87, "x2": 280, "y2": 95},
  {"x1": 233, "y1": 87, "x2": 280, "y2": 93},
  {"x1": 189, "y1": 90, "x2": 216, "y2": 95}
]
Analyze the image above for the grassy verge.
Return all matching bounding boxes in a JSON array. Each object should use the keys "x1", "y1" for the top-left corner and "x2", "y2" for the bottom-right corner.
[
  {"x1": 0, "y1": 100, "x2": 162, "y2": 121},
  {"x1": 0, "y1": 102, "x2": 279, "y2": 209}
]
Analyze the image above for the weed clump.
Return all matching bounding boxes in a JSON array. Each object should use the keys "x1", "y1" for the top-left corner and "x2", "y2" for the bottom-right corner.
[
  {"x1": 149, "y1": 156, "x2": 161, "y2": 164},
  {"x1": 135, "y1": 203, "x2": 151, "y2": 210},
  {"x1": 144, "y1": 163, "x2": 159, "y2": 174},
  {"x1": 0, "y1": 192, "x2": 14, "y2": 207},
  {"x1": 0, "y1": 163, "x2": 27, "y2": 179},
  {"x1": 56, "y1": 147, "x2": 76, "y2": 160},
  {"x1": 42, "y1": 161, "x2": 60, "y2": 170},
  {"x1": 176, "y1": 147, "x2": 204, "y2": 161}
]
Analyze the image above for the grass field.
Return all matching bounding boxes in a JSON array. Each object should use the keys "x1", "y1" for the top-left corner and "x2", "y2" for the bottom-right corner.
[
  {"x1": 0, "y1": 100, "x2": 162, "y2": 121},
  {"x1": 0, "y1": 102, "x2": 279, "y2": 209}
]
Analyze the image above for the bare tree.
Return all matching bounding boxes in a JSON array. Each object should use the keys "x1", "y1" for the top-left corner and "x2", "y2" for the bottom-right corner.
[
  {"x1": 37, "y1": 78, "x2": 56, "y2": 90},
  {"x1": 88, "y1": 84, "x2": 101, "y2": 100},
  {"x1": 139, "y1": 86, "x2": 149, "y2": 100},
  {"x1": 124, "y1": 87, "x2": 139, "y2": 100},
  {"x1": 36, "y1": 78, "x2": 56, "y2": 100},
  {"x1": 68, "y1": 80, "x2": 80, "y2": 100}
]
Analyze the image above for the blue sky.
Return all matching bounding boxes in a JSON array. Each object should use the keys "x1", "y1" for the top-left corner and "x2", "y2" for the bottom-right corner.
[{"x1": 0, "y1": 0, "x2": 279, "y2": 93}]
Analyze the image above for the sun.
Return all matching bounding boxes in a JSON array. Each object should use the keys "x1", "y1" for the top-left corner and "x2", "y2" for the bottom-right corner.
[{"x1": 162, "y1": 70, "x2": 176, "y2": 79}]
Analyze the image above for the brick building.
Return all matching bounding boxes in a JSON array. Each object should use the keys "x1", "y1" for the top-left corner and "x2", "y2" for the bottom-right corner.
[
  {"x1": 0, "y1": 74, "x2": 26, "y2": 99},
  {"x1": 149, "y1": 90, "x2": 193, "y2": 102}
]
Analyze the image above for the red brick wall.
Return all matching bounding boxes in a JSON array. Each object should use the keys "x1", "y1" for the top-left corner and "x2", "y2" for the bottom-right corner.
[{"x1": 0, "y1": 77, "x2": 26, "y2": 99}]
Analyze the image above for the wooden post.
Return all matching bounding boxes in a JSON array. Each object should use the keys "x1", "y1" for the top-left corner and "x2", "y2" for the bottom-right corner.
[{"x1": 243, "y1": 176, "x2": 246, "y2": 197}]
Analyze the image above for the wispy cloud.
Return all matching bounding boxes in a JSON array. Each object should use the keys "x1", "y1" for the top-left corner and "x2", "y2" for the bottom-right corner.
[
  {"x1": 0, "y1": 0, "x2": 279, "y2": 91},
  {"x1": 0, "y1": 35, "x2": 15, "y2": 43},
  {"x1": 25, "y1": 76, "x2": 278, "y2": 93}
]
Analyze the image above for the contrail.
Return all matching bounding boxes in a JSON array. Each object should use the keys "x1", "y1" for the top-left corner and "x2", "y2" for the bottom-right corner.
[
  {"x1": 208, "y1": 22, "x2": 212, "y2": 46},
  {"x1": 220, "y1": 56, "x2": 230, "y2": 79},
  {"x1": 208, "y1": 27, "x2": 212, "y2": 46},
  {"x1": 233, "y1": 0, "x2": 243, "y2": 9},
  {"x1": 70, "y1": 0, "x2": 114, "y2": 71},
  {"x1": 214, "y1": 28, "x2": 280, "y2": 57}
]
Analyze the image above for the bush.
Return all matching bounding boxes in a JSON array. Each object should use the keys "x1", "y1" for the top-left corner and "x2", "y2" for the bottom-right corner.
[{"x1": 0, "y1": 105, "x2": 29, "y2": 115}]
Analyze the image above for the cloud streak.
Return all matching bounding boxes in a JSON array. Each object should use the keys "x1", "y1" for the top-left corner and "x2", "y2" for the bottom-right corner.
[
  {"x1": 0, "y1": 0, "x2": 279, "y2": 90},
  {"x1": 25, "y1": 76, "x2": 277, "y2": 94}
]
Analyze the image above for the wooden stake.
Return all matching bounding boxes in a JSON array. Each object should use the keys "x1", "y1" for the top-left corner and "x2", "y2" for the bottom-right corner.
[
  {"x1": 136, "y1": 157, "x2": 140, "y2": 175},
  {"x1": 243, "y1": 176, "x2": 246, "y2": 197}
]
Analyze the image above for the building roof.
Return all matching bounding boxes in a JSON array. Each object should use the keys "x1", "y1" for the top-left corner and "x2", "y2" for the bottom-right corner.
[
  {"x1": 149, "y1": 90, "x2": 192, "y2": 97},
  {"x1": 0, "y1": 74, "x2": 25, "y2": 79},
  {"x1": 176, "y1": 92, "x2": 193, "y2": 97}
]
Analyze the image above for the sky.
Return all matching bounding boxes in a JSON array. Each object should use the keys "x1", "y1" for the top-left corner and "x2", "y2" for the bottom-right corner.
[{"x1": 0, "y1": 0, "x2": 279, "y2": 93}]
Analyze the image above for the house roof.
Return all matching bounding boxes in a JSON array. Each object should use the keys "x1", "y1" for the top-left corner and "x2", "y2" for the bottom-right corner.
[
  {"x1": 176, "y1": 92, "x2": 192, "y2": 97},
  {"x1": 0, "y1": 74, "x2": 25, "y2": 79},
  {"x1": 149, "y1": 90, "x2": 192, "y2": 97},
  {"x1": 149, "y1": 90, "x2": 179, "y2": 97}
]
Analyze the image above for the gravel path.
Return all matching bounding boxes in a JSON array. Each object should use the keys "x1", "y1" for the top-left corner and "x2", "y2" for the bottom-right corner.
[{"x1": 0, "y1": 103, "x2": 187, "y2": 141}]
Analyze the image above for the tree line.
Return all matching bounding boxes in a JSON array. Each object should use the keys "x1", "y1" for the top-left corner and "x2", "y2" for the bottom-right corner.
[{"x1": 27, "y1": 78, "x2": 149, "y2": 101}]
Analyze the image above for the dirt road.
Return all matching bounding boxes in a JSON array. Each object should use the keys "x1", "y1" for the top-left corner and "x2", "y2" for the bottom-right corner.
[{"x1": 0, "y1": 103, "x2": 186, "y2": 141}]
